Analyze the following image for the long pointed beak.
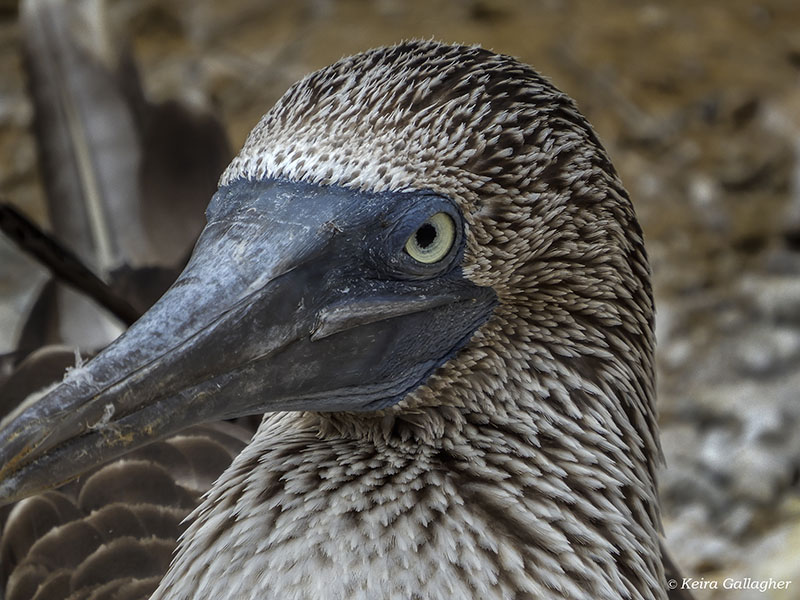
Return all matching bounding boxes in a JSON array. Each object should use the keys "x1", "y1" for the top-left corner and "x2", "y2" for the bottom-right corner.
[{"x1": 0, "y1": 179, "x2": 496, "y2": 505}]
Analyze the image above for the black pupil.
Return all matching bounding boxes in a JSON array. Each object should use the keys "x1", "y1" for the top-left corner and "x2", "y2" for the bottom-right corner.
[{"x1": 415, "y1": 223, "x2": 437, "y2": 249}]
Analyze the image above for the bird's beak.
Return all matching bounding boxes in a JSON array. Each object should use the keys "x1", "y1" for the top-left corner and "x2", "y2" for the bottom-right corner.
[{"x1": 0, "y1": 179, "x2": 496, "y2": 504}]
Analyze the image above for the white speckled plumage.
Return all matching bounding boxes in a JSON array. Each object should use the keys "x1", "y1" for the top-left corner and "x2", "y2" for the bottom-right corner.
[{"x1": 151, "y1": 40, "x2": 664, "y2": 600}]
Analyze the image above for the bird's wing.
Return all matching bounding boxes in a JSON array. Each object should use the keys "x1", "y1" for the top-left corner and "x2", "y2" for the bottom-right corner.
[
  {"x1": 1, "y1": 423, "x2": 253, "y2": 600},
  {"x1": 0, "y1": 343, "x2": 255, "y2": 600}
]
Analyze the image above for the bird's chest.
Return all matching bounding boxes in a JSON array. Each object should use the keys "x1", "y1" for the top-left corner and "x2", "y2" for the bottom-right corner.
[
  {"x1": 189, "y1": 452, "x2": 471, "y2": 597},
  {"x1": 156, "y1": 430, "x2": 530, "y2": 600},
  {"x1": 153, "y1": 421, "x2": 657, "y2": 600}
]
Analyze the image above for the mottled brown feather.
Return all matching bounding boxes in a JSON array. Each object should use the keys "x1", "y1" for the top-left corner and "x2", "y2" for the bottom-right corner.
[
  {"x1": 1, "y1": 414, "x2": 252, "y2": 600},
  {"x1": 70, "y1": 537, "x2": 174, "y2": 592}
]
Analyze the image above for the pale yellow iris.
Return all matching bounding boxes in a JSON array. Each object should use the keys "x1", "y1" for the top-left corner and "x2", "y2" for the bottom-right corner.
[{"x1": 405, "y1": 212, "x2": 455, "y2": 264}]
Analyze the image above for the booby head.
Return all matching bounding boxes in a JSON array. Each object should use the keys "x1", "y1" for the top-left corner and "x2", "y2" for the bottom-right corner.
[{"x1": 0, "y1": 41, "x2": 663, "y2": 598}]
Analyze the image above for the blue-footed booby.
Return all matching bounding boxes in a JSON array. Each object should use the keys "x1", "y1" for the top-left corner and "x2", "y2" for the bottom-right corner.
[{"x1": 0, "y1": 41, "x2": 685, "y2": 600}]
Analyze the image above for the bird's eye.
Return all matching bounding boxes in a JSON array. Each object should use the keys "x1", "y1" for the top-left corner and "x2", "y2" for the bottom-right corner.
[{"x1": 404, "y1": 212, "x2": 456, "y2": 264}]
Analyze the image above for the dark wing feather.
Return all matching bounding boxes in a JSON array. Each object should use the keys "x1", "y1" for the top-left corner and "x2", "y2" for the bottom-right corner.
[
  {"x1": 0, "y1": 346, "x2": 78, "y2": 422},
  {"x1": 69, "y1": 536, "x2": 175, "y2": 596},
  {"x1": 1, "y1": 424, "x2": 253, "y2": 600},
  {"x1": 0, "y1": 343, "x2": 255, "y2": 600}
]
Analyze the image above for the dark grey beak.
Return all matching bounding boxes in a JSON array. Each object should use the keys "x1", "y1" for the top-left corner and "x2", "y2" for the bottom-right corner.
[{"x1": 0, "y1": 179, "x2": 496, "y2": 505}]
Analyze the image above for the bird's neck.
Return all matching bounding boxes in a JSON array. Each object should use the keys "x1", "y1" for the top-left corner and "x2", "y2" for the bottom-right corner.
[{"x1": 154, "y1": 333, "x2": 665, "y2": 600}]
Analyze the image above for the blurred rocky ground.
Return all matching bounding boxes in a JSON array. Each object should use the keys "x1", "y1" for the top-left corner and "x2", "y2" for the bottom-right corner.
[{"x1": 1, "y1": 0, "x2": 799, "y2": 598}]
